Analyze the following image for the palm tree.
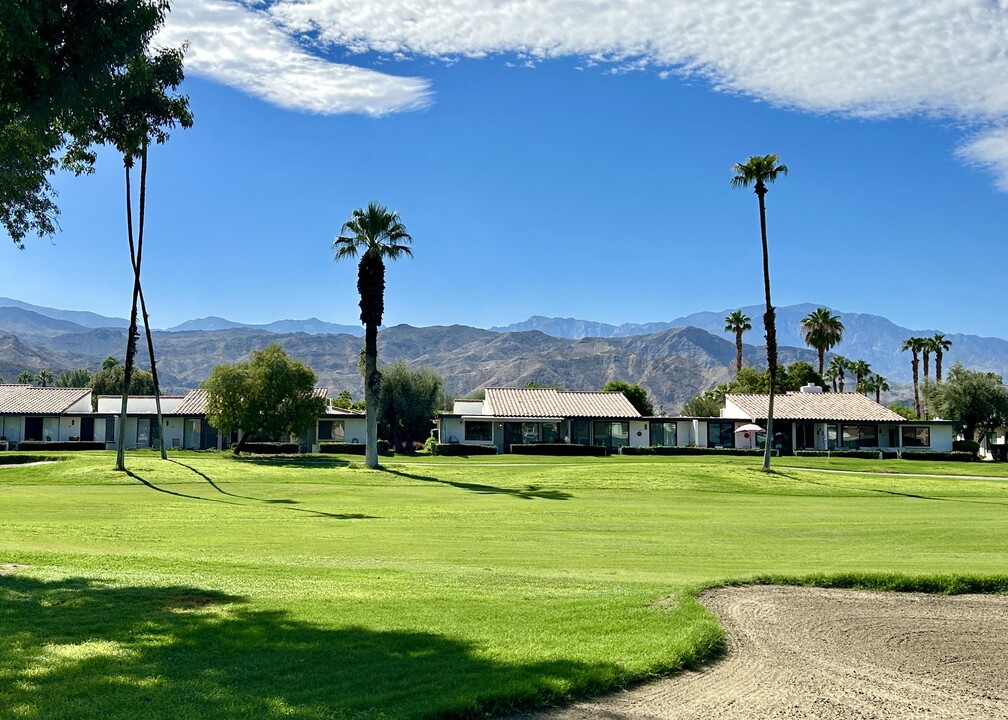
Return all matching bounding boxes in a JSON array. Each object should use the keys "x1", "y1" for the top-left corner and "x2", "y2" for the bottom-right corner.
[
  {"x1": 932, "y1": 333, "x2": 952, "y2": 383},
  {"x1": 824, "y1": 355, "x2": 848, "y2": 392},
  {"x1": 732, "y1": 154, "x2": 788, "y2": 471},
  {"x1": 800, "y1": 307, "x2": 844, "y2": 376},
  {"x1": 35, "y1": 370, "x2": 53, "y2": 387},
  {"x1": 723, "y1": 310, "x2": 752, "y2": 375},
  {"x1": 334, "y1": 202, "x2": 414, "y2": 469},
  {"x1": 849, "y1": 359, "x2": 871, "y2": 389},
  {"x1": 901, "y1": 337, "x2": 924, "y2": 418},
  {"x1": 15, "y1": 371, "x2": 33, "y2": 385},
  {"x1": 98, "y1": 49, "x2": 191, "y2": 469},
  {"x1": 870, "y1": 374, "x2": 890, "y2": 404},
  {"x1": 921, "y1": 336, "x2": 936, "y2": 382}
]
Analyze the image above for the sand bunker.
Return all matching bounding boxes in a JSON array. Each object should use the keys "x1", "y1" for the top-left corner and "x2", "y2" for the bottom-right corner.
[{"x1": 513, "y1": 586, "x2": 1008, "y2": 719}]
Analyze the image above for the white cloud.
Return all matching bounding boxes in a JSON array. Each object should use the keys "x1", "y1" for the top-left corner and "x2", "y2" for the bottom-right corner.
[
  {"x1": 161, "y1": 0, "x2": 1008, "y2": 185},
  {"x1": 158, "y1": 0, "x2": 431, "y2": 115},
  {"x1": 958, "y1": 129, "x2": 1008, "y2": 191}
]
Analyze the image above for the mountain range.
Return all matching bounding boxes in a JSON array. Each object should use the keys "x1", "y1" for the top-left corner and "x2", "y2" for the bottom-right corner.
[{"x1": 0, "y1": 298, "x2": 1003, "y2": 412}]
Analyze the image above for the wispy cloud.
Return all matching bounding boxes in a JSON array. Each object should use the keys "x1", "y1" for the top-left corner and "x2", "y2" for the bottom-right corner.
[
  {"x1": 958, "y1": 129, "x2": 1008, "y2": 191},
  {"x1": 158, "y1": 0, "x2": 431, "y2": 115},
  {"x1": 162, "y1": 0, "x2": 1008, "y2": 185}
]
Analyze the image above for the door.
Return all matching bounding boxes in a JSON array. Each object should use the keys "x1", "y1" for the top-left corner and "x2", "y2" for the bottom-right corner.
[
  {"x1": 24, "y1": 417, "x2": 43, "y2": 441},
  {"x1": 80, "y1": 417, "x2": 95, "y2": 442},
  {"x1": 503, "y1": 423, "x2": 523, "y2": 452}
]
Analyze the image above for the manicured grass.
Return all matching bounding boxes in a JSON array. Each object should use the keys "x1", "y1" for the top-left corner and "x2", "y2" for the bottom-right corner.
[{"x1": 1, "y1": 451, "x2": 1006, "y2": 719}]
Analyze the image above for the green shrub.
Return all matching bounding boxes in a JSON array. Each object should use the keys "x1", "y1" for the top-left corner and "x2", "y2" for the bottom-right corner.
[
  {"x1": 235, "y1": 441, "x2": 299, "y2": 455},
  {"x1": 319, "y1": 441, "x2": 392, "y2": 456},
  {"x1": 431, "y1": 443, "x2": 497, "y2": 456},
  {"x1": 901, "y1": 450, "x2": 974, "y2": 462},
  {"x1": 991, "y1": 445, "x2": 1008, "y2": 462},
  {"x1": 0, "y1": 453, "x2": 62, "y2": 464},
  {"x1": 15, "y1": 441, "x2": 105, "y2": 451},
  {"x1": 512, "y1": 444, "x2": 607, "y2": 456},
  {"x1": 793, "y1": 449, "x2": 881, "y2": 459},
  {"x1": 619, "y1": 446, "x2": 774, "y2": 457},
  {"x1": 952, "y1": 440, "x2": 981, "y2": 457}
]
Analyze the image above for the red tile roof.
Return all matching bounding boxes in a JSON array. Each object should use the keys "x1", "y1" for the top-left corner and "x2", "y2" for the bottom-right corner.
[
  {"x1": 0, "y1": 385, "x2": 91, "y2": 414},
  {"x1": 484, "y1": 387, "x2": 641, "y2": 419}
]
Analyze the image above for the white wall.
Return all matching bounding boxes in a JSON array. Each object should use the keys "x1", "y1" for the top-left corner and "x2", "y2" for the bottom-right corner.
[
  {"x1": 345, "y1": 418, "x2": 367, "y2": 444},
  {"x1": 929, "y1": 424, "x2": 955, "y2": 452},
  {"x1": 630, "y1": 420, "x2": 649, "y2": 447}
]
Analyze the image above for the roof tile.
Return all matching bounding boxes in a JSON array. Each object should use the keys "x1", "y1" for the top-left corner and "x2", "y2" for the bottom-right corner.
[
  {"x1": 725, "y1": 392, "x2": 908, "y2": 423},
  {"x1": 0, "y1": 385, "x2": 91, "y2": 414},
  {"x1": 485, "y1": 387, "x2": 641, "y2": 419}
]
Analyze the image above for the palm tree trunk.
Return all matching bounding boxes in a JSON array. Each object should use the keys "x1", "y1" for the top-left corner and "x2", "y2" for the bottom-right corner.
[
  {"x1": 364, "y1": 321, "x2": 380, "y2": 469},
  {"x1": 757, "y1": 183, "x2": 775, "y2": 471},
  {"x1": 735, "y1": 332, "x2": 743, "y2": 374},
  {"x1": 912, "y1": 354, "x2": 921, "y2": 418},
  {"x1": 117, "y1": 159, "x2": 140, "y2": 472},
  {"x1": 817, "y1": 349, "x2": 824, "y2": 377},
  {"x1": 132, "y1": 145, "x2": 167, "y2": 460},
  {"x1": 936, "y1": 351, "x2": 943, "y2": 383}
]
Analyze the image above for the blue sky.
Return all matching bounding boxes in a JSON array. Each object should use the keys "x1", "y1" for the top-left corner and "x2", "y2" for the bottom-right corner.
[{"x1": 3, "y1": 1, "x2": 1008, "y2": 337}]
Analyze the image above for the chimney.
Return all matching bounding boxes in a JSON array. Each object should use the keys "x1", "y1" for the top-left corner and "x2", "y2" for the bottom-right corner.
[{"x1": 799, "y1": 383, "x2": 823, "y2": 394}]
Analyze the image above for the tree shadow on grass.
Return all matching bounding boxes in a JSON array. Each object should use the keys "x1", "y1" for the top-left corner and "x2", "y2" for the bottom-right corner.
[
  {"x1": 774, "y1": 470, "x2": 1008, "y2": 507},
  {"x1": 0, "y1": 572, "x2": 626, "y2": 720},
  {"x1": 382, "y1": 468, "x2": 573, "y2": 501},
  {"x1": 232, "y1": 456, "x2": 351, "y2": 469},
  {"x1": 130, "y1": 466, "x2": 375, "y2": 521}
]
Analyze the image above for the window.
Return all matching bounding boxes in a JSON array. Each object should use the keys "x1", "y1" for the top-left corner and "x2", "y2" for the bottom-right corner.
[
  {"x1": 464, "y1": 421, "x2": 492, "y2": 442},
  {"x1": 43, "y1": 417, "x2": 60, "y2": 442},
  {"x1": 707, "y1": 422, "x2": 735, "y2": 448},
  {"x1": 651, "y1": 421, "x2": 677, "y2": 446},
  {"x1": 318, "y1": 420, "x2": 345, "y2": 442},
  {"x1": 570, "y1": 420, "x2": 591, "y2": 446},
  {"x1": 842, "y1": 425, "x2": 878, "y2": 449},
  {"x1": 136, "y1": 418, "x2": 151, "y2": 446},
  {"x1": 522, "y1": 422, "x2": 539, "y2": 443},
  {"x1": 594, "y1": 421, "x2": 630, "y2": 449},
  {"x1": 902, "y1": 426, "x2": 930, "y2": 447},
  {"x1": 826, "y1": 424, "x2": 839, "y2": 450},
  {"x1": 24, "y1": 417, "x2": 43, "y2": 441},
  {"x1": 541, "y1": 422, "x2": 559, "y2": 443}
]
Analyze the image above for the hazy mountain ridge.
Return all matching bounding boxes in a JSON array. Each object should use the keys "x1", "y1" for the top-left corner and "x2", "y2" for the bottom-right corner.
[{"x1": 0, "y1": 297, "x2": 1000, "y2": 411}]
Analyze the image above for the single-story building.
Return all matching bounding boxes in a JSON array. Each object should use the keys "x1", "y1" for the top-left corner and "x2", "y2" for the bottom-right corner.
[
  {"x1": 721, "y1": 386, "x2": 956, "y2": 452},
  {"x1": 0, "y1": 384, "x2": 95, "y2": 444},
  {"x1": 439, "y1": 387, "x2": 647, "y2": 452},
  {"x1": 95, "y1": 395, "x2": 186, "y2": 449}
]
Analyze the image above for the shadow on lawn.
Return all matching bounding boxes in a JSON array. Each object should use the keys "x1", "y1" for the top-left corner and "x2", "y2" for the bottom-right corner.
[
  {"x1": 775, "y1": 470, "x2": 1008, "y2": 506},
  {"x1": 383, "y1": 467, "x2": 573, "y2": 501},
  {"x1": 233, "y1": 456, "x2": 351, "y2": 469},
  {"x1": 131, "y1": 464, "x2": 375, "y2": 521},
  {"x1": 0, "y1": 572, "x2": 623, "y2": 720}
]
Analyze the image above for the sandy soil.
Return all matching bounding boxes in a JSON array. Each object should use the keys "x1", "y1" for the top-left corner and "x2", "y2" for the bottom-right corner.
[{"x1": 510, "y1": 586, "x2": 1008, "y2": 719}]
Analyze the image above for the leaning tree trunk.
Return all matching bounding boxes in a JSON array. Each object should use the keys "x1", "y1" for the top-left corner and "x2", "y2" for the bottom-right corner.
[
  {"x1": 117, "y1": 158, "x2": 141, "y2": 472},
  {"x1": 132, "y1": 144, "x2": 167, "y2": 460},
  {"x1": 757, "y1": 182, "x2": 776, "y2": 471},
  {"x1": 358, "y1": 252, "x2": 386, "y2": 469},
  {"x1": 911, "y1": 355, "x2": 921, "y2": 418}
]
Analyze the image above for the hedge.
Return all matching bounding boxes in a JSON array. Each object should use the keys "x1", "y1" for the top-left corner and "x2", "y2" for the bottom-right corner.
[
  {"x1": 15, "y1": 441, "x2": 105, "y2": 451},
  {"x1": 991, "y1": 445, "x2": 1008, "y2": 462},
  {"x1": 901, "y1": 450, "x2": 975, "y2": 462},
  {"x1": 953, "y1": 440, "x2": 981, "y2": 456},
  {"x1": 793, "y1": 449, "x2": 881, "y2": 459},
  {"x1": 431, "y1": 443, "x2": 497, "y2": 456},
  {"x1": 619, "y1": 445, "x2": 775, "y2": 457},
  {"x1": 511, "y1": 443, "x2": 607, "y2": 456},
  {"x1": 319, "y1": 440, "x2": 392, "y2": 456},
  {"x1": 0, "y1": 454, "x2": 62, "y2": 465},
  {"x1": 235, "y1": 441, "x2": 299, "y2": 455}
]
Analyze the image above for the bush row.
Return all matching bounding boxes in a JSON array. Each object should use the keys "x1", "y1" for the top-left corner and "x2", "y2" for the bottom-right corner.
[
  {"x1": 15, "y1": 441, "x2": 105, "y2": 451},
  {"x1": 511, "y1": 444, "x2": 607, "y2": 456},
  {"x1": 430, "y1": 443, "x2": 498, "y2": 456},
  {"x1": 793, "y1": 449, "x2": 881, "y2": 459},
  {"x1": 901, "y1": 450, "x2": 975, "y2": 462},
  {"x1": 319, "y1": 441, "x2": 392, "y2": 456},
  {"x1": 620, "y1": 445, "x2": 775, "y2": 456},
  {"x1": 235, "y1": 442, "x2": 299, "y2": 454},
  {"x1": 0, "y1": 453, "x2": 62, "y2": 465},
  {"x1": 952, "y1": 440, "x2": 981, "y2": 456}
]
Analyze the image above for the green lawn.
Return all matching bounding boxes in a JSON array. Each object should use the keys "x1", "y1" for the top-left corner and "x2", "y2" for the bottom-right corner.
[{"x1": 1, "y1": 452, "x2": 1006, "y2": 719}]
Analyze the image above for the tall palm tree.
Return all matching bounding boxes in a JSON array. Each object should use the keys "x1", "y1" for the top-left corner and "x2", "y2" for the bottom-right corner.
[
  {"x1": 824, "y1": 355, "x2": 848, "y2": 392},
  {"x1": 35, "y1": 370, "x2": 53, "y2": 387},
  {"x1": 901, "y1": 337, "x2": 924, "y2": 418},
  {"x1": 932, "y1": 333, "x2": 952, "y2": 382},
  {"x1": 16, "y1": 371, "x2": 33, "y2": 385},
  {"x1": 800, "y1": 307, "x2": 844, "y2": 376},
  {"x1": 723, "y1": 310, "x2": 752, "y2": 375},
  {"x1": 921, "y1": 336, "x2": 936, "y2": 382},
  {"x1": 732, "y1": 154, "x2": 788, "y2": 471},
  {"x1": 97, "y1": 48, "x2": 191, "y2": 470},
  {"x1": 870, "y1": 374, "x2": 890, "y2": 404},
  {"x1": 334, "y1": 203, "x2": 414, "y2": 469},
  {"x1": 849, "y1": 359, "x2": 871, "y2": 389}
]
